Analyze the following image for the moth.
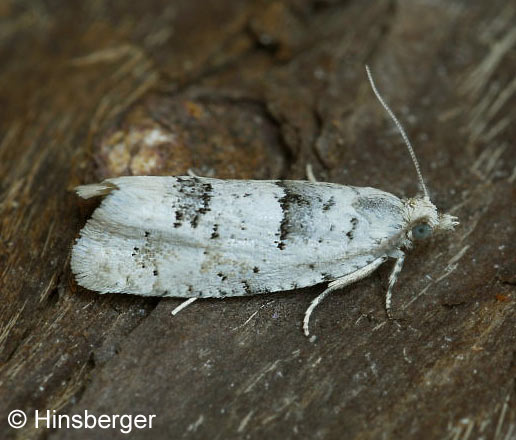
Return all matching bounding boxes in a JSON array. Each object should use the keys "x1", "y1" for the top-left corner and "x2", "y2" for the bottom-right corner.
[{"x1": 71, "y1": 66, "x2": 458, "y2": 336}]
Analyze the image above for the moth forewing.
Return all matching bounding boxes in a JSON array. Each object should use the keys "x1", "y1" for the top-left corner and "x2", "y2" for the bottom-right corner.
[{"x1": 71, "y1": 178, "x2": 406, "y2": 298}]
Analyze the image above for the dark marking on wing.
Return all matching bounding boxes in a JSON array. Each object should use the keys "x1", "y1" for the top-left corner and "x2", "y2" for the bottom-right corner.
[
  {"x1": 242, "y1": 280, "x2": 252, "y2": 294},
  {"x1": 350, "y1": 187, "x2": 361, "y2": 197},
  {"x1": 191, "y1": 214, "x2": 199, "y2": 228},
  {"x1": 347, "y1": 217, "x2": 358, "y2": 240},
  {"x1": 174, "y1": 211, "x2": 184, "y2": 228},
  {"x1": 354, "y1": 195, "x2": 402, "y2": 218},
  {"x1": 199, "y1": 188, "x2": 212, "y2": 215},
  {"x1": 276, "y1": 182, "x2": 310, "y2": 250},
  {"x1": 172, "y1": 178, "x2": 213, "y2": 229},
  {"x1": 321, "y1": 273, "x2": 333, "y2": 282},
  {"x1": 323, "y1": 196, "x2": 336, "y2": 211}
]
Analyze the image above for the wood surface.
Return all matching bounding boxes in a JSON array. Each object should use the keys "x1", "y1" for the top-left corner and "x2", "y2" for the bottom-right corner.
[{"x1": 0, "y1": 1, "x2": 515, "y2": 439}]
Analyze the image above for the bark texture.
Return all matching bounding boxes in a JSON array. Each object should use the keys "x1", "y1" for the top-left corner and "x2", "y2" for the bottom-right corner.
[{"x1": 0, "y1": 1, "x2": 515, "y2": 439}]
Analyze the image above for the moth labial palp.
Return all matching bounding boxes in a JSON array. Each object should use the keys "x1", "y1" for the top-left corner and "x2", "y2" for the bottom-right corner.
[{"x1": 70, "y1": 66, "x2": 459, "y2": 337}]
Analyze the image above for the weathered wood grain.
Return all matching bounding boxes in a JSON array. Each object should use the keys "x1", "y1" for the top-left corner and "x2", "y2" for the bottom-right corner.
[{"x1": 0, "y1": 1, "x2": 514, "y2": 439}]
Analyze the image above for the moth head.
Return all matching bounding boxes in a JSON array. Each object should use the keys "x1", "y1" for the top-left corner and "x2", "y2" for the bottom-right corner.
[{"x1": 403, "y1": 197, "x2": 459, "y2": 243}]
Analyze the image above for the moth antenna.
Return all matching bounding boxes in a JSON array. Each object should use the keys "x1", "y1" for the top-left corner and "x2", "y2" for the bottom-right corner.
[{"x1": 365, "y1": 65, "x2": 429, "y2": 199}]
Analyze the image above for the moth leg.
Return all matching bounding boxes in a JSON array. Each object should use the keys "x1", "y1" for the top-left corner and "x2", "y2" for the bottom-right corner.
[
  {"x1": 386, "y1": 253, "x2": 405, "y2": 318},
  {"x1": 171, "y1": 298, "x2": 197, "y2": 316},
  {"x1": 303, "y1": 256, "x2": 386, "y2": 337},
  {"x1": 187, "y1": 169, "x2": 199, "y2": 177},
  {"x1": 305, "y1": 164, "x2": 317, "y2": 183}
]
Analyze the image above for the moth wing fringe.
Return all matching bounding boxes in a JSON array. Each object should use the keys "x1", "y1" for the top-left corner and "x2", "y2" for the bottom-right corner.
[{"x1": 75, "y1": 180, "x2": 118, "y2": 199}]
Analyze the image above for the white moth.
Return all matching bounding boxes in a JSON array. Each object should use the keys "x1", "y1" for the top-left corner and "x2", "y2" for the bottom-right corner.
[{"x1": 71, "y1": 66, "x2": 458, "y2": 336}]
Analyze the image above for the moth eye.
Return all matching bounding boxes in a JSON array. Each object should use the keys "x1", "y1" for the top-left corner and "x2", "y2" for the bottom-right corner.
[{"x1": 412, "y1": 223, "x2": 432, "y2": 240}]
